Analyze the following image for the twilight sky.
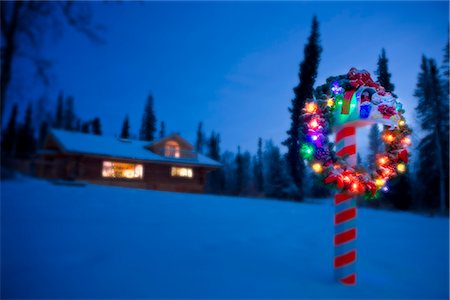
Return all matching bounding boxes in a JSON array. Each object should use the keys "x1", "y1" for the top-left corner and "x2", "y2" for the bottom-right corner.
[{"x1": 8, "y1": 1, "x2": 449, "y2": 156}]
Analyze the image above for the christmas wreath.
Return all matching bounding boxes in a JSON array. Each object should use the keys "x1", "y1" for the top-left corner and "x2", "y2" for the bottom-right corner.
[{"x1": 301, "y1": 68, "x2": 412, "y2": 198}]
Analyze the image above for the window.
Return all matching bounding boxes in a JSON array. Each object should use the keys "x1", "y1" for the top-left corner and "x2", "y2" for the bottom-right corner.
[
  {"x1": 164, "y1": 141, "x2": 180, "y2": 158},
  {"x1": 102, "y1": 161, "x2": 143, "y2": 179},
  {"x1": 171, "y1": 167, "x2": 193, "y2": 178}
]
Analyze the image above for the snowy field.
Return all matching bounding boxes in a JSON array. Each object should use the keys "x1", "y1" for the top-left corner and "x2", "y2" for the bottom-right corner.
[{"x1": 1, "y1": 177, "x2": 449, "y2": 299}]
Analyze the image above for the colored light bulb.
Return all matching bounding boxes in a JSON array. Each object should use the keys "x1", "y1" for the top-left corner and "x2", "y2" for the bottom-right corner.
[
  {"x1": 383, "y1": 134, "x2": 395, "y2": 143},
  {"x1": 327, "y1": 99, "x2": 334, "y2": 107},
  {"x1": 310, "y1": 119, "x2": 319, "y2": 129},
  {"x1": 305, "y1": 102, "x2": 317, "y2": 113},
  {"x1": 300, "y1": 143, "x2": 314, "y2": 160},
  {"x1": 375, "y1": 178, "x2": 385, "y2": 187},
  {"x1": 397, "y1": 163, "x2": 406, "y2": 173},
  {"x1": 402, "y1": 137, "x2": 411, "y2": 146},
  {"x1": 378, "y1": 157, "x2": 388, "y2": 165},
  {"x1": 311, "y1": 135, "x2": 318, "y2": 141},
  {"x1": 312, "y1": 163, "x2": 322, "y2": 173}
]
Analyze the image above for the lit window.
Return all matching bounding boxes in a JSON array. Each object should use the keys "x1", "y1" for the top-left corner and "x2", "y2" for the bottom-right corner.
[
  {"x1": 164, "y1": 141, "x2": 180, "y2": 158},
  {"x1": 102, "y1": 161, "x2": 143, "y2": 179},
  {"x1": 171, "y1": 167, "x2": 193, "y2": 178}
]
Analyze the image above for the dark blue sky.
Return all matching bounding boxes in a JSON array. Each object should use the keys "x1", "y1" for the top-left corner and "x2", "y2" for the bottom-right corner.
[{"x1": 9, "y1": 1, "x2": 449, "y2": 155}]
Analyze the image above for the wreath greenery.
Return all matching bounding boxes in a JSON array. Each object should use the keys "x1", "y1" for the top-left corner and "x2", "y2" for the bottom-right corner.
[{"x1": 300, "y1": 69, "x2": 412, "y2": 199}]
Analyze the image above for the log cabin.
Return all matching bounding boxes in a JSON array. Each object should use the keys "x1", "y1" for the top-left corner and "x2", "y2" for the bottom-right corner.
[{"x1": 34, "y1": 129, "x2": 221, "y2": 193}]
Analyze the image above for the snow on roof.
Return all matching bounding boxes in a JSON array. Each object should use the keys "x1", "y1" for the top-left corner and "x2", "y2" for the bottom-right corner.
[{"x1": 48, "y1": 129, "x2": 221, "y2": 168}]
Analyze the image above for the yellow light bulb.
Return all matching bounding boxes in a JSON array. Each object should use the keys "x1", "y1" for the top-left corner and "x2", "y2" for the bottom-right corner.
[
  {"x1": 378, "y1": 157, "x2": 388, "y2": 165},
  {"x1": 399, "y1": 120, "x2": 405, "y2": 126},
  {"x1": 383, "y1": 134, "x2": 395, "y2": 143},
  {"x1": 375, "y1": 179, "x2": 385, "y2": 187},
  {"x1": 312, "y1": 163, "x2": 322, "y2": 173},
  {"x1": 397, "y1": 163, "x2": 406, "y2": 173},
  {"x1": 327, "y1": 99, "x2": 334, "y2": 107},
  {"x1": 306, "y1": 102, "x2": 317, "y2": 113}
]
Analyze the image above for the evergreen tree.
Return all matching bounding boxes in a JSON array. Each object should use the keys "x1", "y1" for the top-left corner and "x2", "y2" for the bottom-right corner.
[
  {"x1": 63, "y1": 96, "x2": 75, "y2": 131},
  {"x1": 264, "y1": 140, "x2": 292, "y2": 199},
  {"x1": 1, "y1": 103, "x2": 18, "y2": 156},
  {"x1": 367, "y1": 124, "x2": 382, "y2": 172},
  {"x1": 375, "y1": 48, "x2": 413, "y2": 208},
  {"x1": 253, "y1": 137, "x2": 264, "y2": 193},
  {"x1": 375, "y1": 48, "x2": 396, "y2": 96},
  {"x1": 241, "y1": 151, "x2": 251, "y2": 195},
  {"x1": 81, "y1": 121, "x2": 90, "y2": 133},
  {"x1": 383, "y1": 170, "x2": 413, "y2": 210},
  {"x1": 207, "y1": 131, "x2": 220, "y2": 161},
  {"x1": 235, "y1": 146, "x2": 243, "y2": 195},
  {"x1": 205, "y1": 132, "x2": 224, "y2": 193},
  {"x1": 159, "y1": 121, "x2": 166, "y2": 139},
  {"x1": 139, "y1": 94, "x2": 157, "y2": 141},
  {"x1": 38, "y1": 121, "x2": 49, "y2": 149},
  {"x1": 195, "y1": 122, "x2": 204, "y2": 154},
  {"x1": 283, "y1": 16, "x2": 322, "y2": 201},
  {"x1": 415, "y1": 56, "x2": 449, "y2": 213},
  {"x1": 54, "y1": 92, "x2": 64, "y2": 129},
  {"x1": 16, "y1": 103, "x2": 36, "y2": 158},
  {"x1": 92, "y1": 117, "x2": 102, "y2": 135},
  {"x1": 221, "y1": 151, "x2": 236, "y2": 195},
  {"x1": 120, "y1": 115, "x2": 130, "y2": 139}
]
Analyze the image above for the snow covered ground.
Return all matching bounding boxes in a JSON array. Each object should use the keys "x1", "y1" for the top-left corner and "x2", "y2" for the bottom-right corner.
[{"x1": 1, "y1": 177, "x2": 449, "y2": 299}]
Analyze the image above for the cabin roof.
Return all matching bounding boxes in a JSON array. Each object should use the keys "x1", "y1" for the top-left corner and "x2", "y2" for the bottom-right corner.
[{"x1": 45, "y1": 129, "x2": 221, "y2": 168}]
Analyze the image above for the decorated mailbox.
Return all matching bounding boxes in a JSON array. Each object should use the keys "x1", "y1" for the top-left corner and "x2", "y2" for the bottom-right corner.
[
  {"x1": 332, "y1": 68, "x2": 402, "y2": 128},
  {"x1": 301, "y1": 68, "x2": 412, "y2": 286}
]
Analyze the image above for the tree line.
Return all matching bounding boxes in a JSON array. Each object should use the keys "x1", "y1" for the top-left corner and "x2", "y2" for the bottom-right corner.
[
  {"x1": 1, "y1": 14, "x2": 448, "y2": 214},
  {"x1": 204, "y1": 17, "x2": 448, "y2": 214}
]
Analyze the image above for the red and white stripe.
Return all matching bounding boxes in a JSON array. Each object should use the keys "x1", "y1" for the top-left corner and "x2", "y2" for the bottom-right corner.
[
  {"x1": 334, "y1": 125, "x2": 357, "y2": 286},
  {"x1": 335, "y1": 126, "x2": 357, "y2": 166}
]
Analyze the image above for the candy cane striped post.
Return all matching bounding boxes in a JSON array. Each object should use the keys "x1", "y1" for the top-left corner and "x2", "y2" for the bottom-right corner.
[{"x1": 334, "y1": 125, "x2": 357, "y2": 285}]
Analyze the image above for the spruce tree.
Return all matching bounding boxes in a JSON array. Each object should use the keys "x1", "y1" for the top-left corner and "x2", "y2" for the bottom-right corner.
[
  {"x1": 196, "y1": 122, "x2": 204, "y2": 154},
  {"x1": 1, "y1": 103, "x2": 18, "y2": 157},
  {"x1": 253, "y1": 137, "x2": 264, "y2": 193},
  {"x1": 16, "y1": 103, "x2": 36, "y2": 159},
  {"x1": 265, "y1": 140, "x2": 291, "y2": 199},
  {"x1": 283, "y1": 16, "x2": 322, "y2": 201},
  {"x1": 235, "y1": 146, "x2": 243, "y2": 195},
  {"x1": 367, "y1": 124, "x2": 382, "y2": 172},
  {"x1": 64, "y1": 96, "x2": 75, "y2": 131},
  {"x1": 415, "y1": 56, "x2": 449, "y2": 213},
  {"x1": 54, "y1": 92, "x2": 64, "y2": 129},
  {"x1": 205, "y1": 132, "x2": 224, "y2": 193},
  {"x1": 139, "y1": 94, "x2": 157, "y2": 141},
  {"x1": 120, "y1": 115, "x2": 130, "y2": 139},
  {"x1": 375, "y1": 49, "x2": 412, "y2": 209},
  {"x1": 38, "y1": 121, "x2": 49, "y2": 149},
  {"x1": 375, "y1": 48, "x2": 396, "y2": 96},
  {"x1": 81, "y1": 121, "x2": 90, "y2": 133},
  {"x1": 221, "y1": 151, "x2": 236, "y2": 195},
  {"x1": 159, "y1": 121, "x2": 165, "y2": 139},
  {"x1": 241, "y1": 151, "x2": 251, "y2": 195},
  {"x1": 92, "y1": 117, "x2": 102, "y2": 135}
]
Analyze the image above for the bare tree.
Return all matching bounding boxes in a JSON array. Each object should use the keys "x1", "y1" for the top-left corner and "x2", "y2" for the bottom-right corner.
[{"x1": 0, "y1": 1, "x2": 103, "y2": 121}]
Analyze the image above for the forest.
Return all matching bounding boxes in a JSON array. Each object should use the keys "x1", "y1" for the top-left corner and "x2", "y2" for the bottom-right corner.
[{"x1": 1, "y1": 2, "x2": 448, "y2": 214}]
